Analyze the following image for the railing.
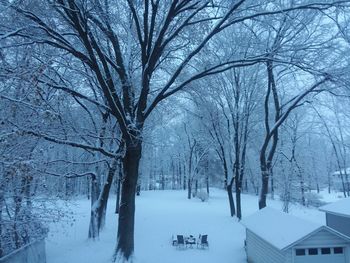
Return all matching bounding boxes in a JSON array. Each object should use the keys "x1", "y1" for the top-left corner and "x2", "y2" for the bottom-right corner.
[{"x1": 0, "y1": 239, "x2": 46, "y2": 263}]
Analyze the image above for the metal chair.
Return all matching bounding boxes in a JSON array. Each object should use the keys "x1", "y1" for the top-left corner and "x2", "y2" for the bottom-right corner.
[
  {"x1": 176, "y1": 235, "x2": 185, "y2": 249},
  {"x1": 197, "y1": 234, "x2": 209, "y2": 249},
  {"x1": 171, "y1": 235, "x2": 177, "y2": 246}
]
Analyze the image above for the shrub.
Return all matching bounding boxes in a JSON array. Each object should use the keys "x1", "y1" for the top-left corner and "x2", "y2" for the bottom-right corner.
[
  {"x1": 305, "y1": 192, "x2": 326, "y2": 207},
  {"x1": 197, "y1": 191, "x2": 209, "y2": 202}
]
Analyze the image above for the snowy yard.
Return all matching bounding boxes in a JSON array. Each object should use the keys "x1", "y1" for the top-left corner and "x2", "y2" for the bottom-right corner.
[{"x1": 45, "y1": 189, "x2": 338, "y2": 263}]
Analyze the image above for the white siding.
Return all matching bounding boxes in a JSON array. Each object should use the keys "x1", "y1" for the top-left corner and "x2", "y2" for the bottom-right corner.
[
  {"x1": 284, "y1": 249, "x2": 293, "y2": 263},
  {"x1": 297, "y1": 229, "x2": 347, "y2": 247},
  {"x1": 246, "y1": 229, "x2": 287, "y2": 263}
]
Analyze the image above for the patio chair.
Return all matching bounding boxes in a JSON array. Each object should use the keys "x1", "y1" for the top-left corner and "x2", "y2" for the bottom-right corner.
[
  {"x1": 197, "y1": 234, "x2": 209, "y2": 249},
  {"x1": 171, "y1": 235, "x2": 177, "y2": 246},
  {"x1": 176, "y1": 235, "x2": 185, "y2": 249}
]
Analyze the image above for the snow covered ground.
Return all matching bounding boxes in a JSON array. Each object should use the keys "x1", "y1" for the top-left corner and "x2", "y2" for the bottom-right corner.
[{"x1": 46, "y1": 188, "x2": 342, "y2": 263}]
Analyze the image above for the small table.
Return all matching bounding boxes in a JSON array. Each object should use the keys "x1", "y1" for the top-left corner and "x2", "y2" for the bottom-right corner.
[{"x1": 185, "y1": 236, "x2": 196, "y2": 248}]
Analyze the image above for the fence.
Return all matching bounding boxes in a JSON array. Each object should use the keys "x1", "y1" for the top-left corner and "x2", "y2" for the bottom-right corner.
[{"x1": 0, "y1": 239, "x2": 46, "y2": 263}]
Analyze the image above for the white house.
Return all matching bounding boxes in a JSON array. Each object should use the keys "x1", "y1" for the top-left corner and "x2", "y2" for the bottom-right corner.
[
  {"x1": 319, "y1": 198, "x2": 350, "y2": 237},
  {"x1": 242, "y1": 207, "x2": 350, "y2": 263}
]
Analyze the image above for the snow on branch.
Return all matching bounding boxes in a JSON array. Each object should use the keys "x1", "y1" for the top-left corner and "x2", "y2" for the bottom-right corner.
[
  {"x1": 44, "y1": 158, "x2": 111, "y2": 167},
  {"x1": 37, "y1": 79, "x2": 111, "y2": 112},
  {"x1": 36, "y1": 169, "x2": 97, "y2": 178},
  {"x1": 20, "y1": 129, "x2": 122, "y2": 159}
]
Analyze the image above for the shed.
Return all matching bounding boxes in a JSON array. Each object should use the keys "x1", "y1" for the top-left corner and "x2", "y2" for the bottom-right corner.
[
  {"x1": 319, "y1": 198, "x2": 350, "y2": 237},
  {"x1": 241, "y1": 207, "x2": 350, "y2": 263}
]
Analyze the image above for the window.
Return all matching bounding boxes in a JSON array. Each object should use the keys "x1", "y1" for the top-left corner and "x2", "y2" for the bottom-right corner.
[
  {"x1": 321, "y1": 248, "x2": 331, "y2": 254},
  {"x1": 334, "y1": 247, "x2": 344, "y2": 254},
  {"x1": 296, "y1": 247, "x2": 344, "y2": 256},
  {"x1": 308, "y1": 248, "x2": 318, "y2": 255}
]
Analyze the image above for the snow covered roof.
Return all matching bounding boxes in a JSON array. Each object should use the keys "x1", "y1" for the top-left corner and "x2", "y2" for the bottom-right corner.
[
  {"x1": 319, "y1": 198, "x2": 350, "y2": 218},
  {"x1": 332, "y1": 168, "x2": 350, "y2": 175},
  {"x1": 241, "y1": 207, "x2": 322, "y2": 250}
]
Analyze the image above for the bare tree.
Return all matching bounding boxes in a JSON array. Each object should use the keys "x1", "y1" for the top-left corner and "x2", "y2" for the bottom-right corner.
[
  {"x1": 2, "y1": 0, "x2": 349, "y2": 260},
  {"x1": 255, "y1": 9, "x2": 343, "y2": 208}
]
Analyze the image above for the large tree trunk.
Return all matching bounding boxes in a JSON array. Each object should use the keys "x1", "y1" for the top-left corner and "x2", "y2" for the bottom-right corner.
[
  {"x1": 178, "y1": 161, "x2": 182, "y2": 190},
  {"x1": 340, "y1": 173, "x2": 347, "y2": 198},
  {"x1": 171, "y1": 161, "x2": 175, "y2": 190},
  {"x1": 217, "y1": 149, "x2": 234, "y2": 216},
  {"x1": 259, "y1": 60, "x2": 279, "y2": 210},
  {"x1": 270, "y1": 170, "x2": 275, "y2": 200},
  {"x1": 259, "y1": 164, "x2": 270, "y2": 210},
  {"x1": 300, "y1": 178, "x2": 306, "y2": 206},
  {"x1": 89, "y1": 157, "x2": 118, "y2": 238},
  {"x1": 206, "y1": 174, "x2": 209, "y2": 194},
  {"x1": 223, "y1": 157, "x2": 228, "y2": 189},
  {"x1": 194, "y1": 179, "x2": 198, "y2": 197},
  {"x1": 86, "y1": 176, "x2": 90, "y2": 200},
  {"x1": 234, "y1": 164, "x2": 241, "y2": 219},
  {"x1": 114, "y1": 141, "x2": 142, "y2": 262},
  {"x1": 183, "y1": 174, "x2": 187, "y2": 190},
  {"x1": 233, "y1": 117, "x2": 241, "y2": 219},
  {"x1": 187, "y1": 178, "x2": 192, "y2": 199},
  {"x1": 345, "y1": 172, "x2": 350, "y2": 197},
  {"x1": 227, "y1": 178, "x2": 236, "y2": 217},
  {"x1": 237, "y1": 122, "x2": 248, "y2": 220},
  {"x1": 115, "y1": 160, "x2": 122, "y2": 214},
  {"x1": 235, "y1": 187, "x2": 241, "y2": 219},
  {"x1": 14, "y1": 172, "x2": 26, "y2": 249},
  {"x1": 88, "y1": 173, "x2": 100, "y2": 238},
  {"x1": 161, "y1": 170, "x2": 165, "y2": 190},
  {"x1": 89, "y1": 111, "x2": 111, "y2": 238},
  {"x1": 235, "y1": 167, "x2": 243, "y2": 219}
]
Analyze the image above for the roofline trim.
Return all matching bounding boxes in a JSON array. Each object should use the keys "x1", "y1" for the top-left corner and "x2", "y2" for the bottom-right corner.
[
  {"x1": 319, "y1": 209, "x2": 350, "y2": 218},
  {"x1": 282, "y1": 226, "x2": 350, "y2": 251}
]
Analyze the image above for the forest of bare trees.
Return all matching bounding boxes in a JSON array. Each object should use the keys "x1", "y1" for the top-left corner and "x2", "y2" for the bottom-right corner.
[{"x1": 1, "y1": 0, "x2": 350, "y2": 262}]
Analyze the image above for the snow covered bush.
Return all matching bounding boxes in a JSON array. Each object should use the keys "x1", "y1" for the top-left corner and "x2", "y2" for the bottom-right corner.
[
  {"x1": 305, "y1": 192, "x2": 326, "y2": 207},
  {"x1": 197, "y1": 190, "x2": 209, "y2": 202}
]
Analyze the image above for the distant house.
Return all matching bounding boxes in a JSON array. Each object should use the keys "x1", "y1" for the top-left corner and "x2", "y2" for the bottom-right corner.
[
  {"x1": 242, "y1": 207, "x2": 350, "y2": 263},
  {"x1": 331, "y1": 168, "x2": 350, "y2": 192},
  {"x1": 319, "y1": 198, "x2": 350, "y2": 238}
]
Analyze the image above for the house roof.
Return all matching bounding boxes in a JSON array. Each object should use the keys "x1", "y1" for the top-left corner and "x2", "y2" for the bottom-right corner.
[
  {"x1": 241, "y1": 207, "x2": 322, "y2": 250},
  {"x1": 319, "y1": 198, "x2": 350, "y2": 218},
  {"x1": 333, "y1": 168, "x2": 350, "y2": 175}
]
